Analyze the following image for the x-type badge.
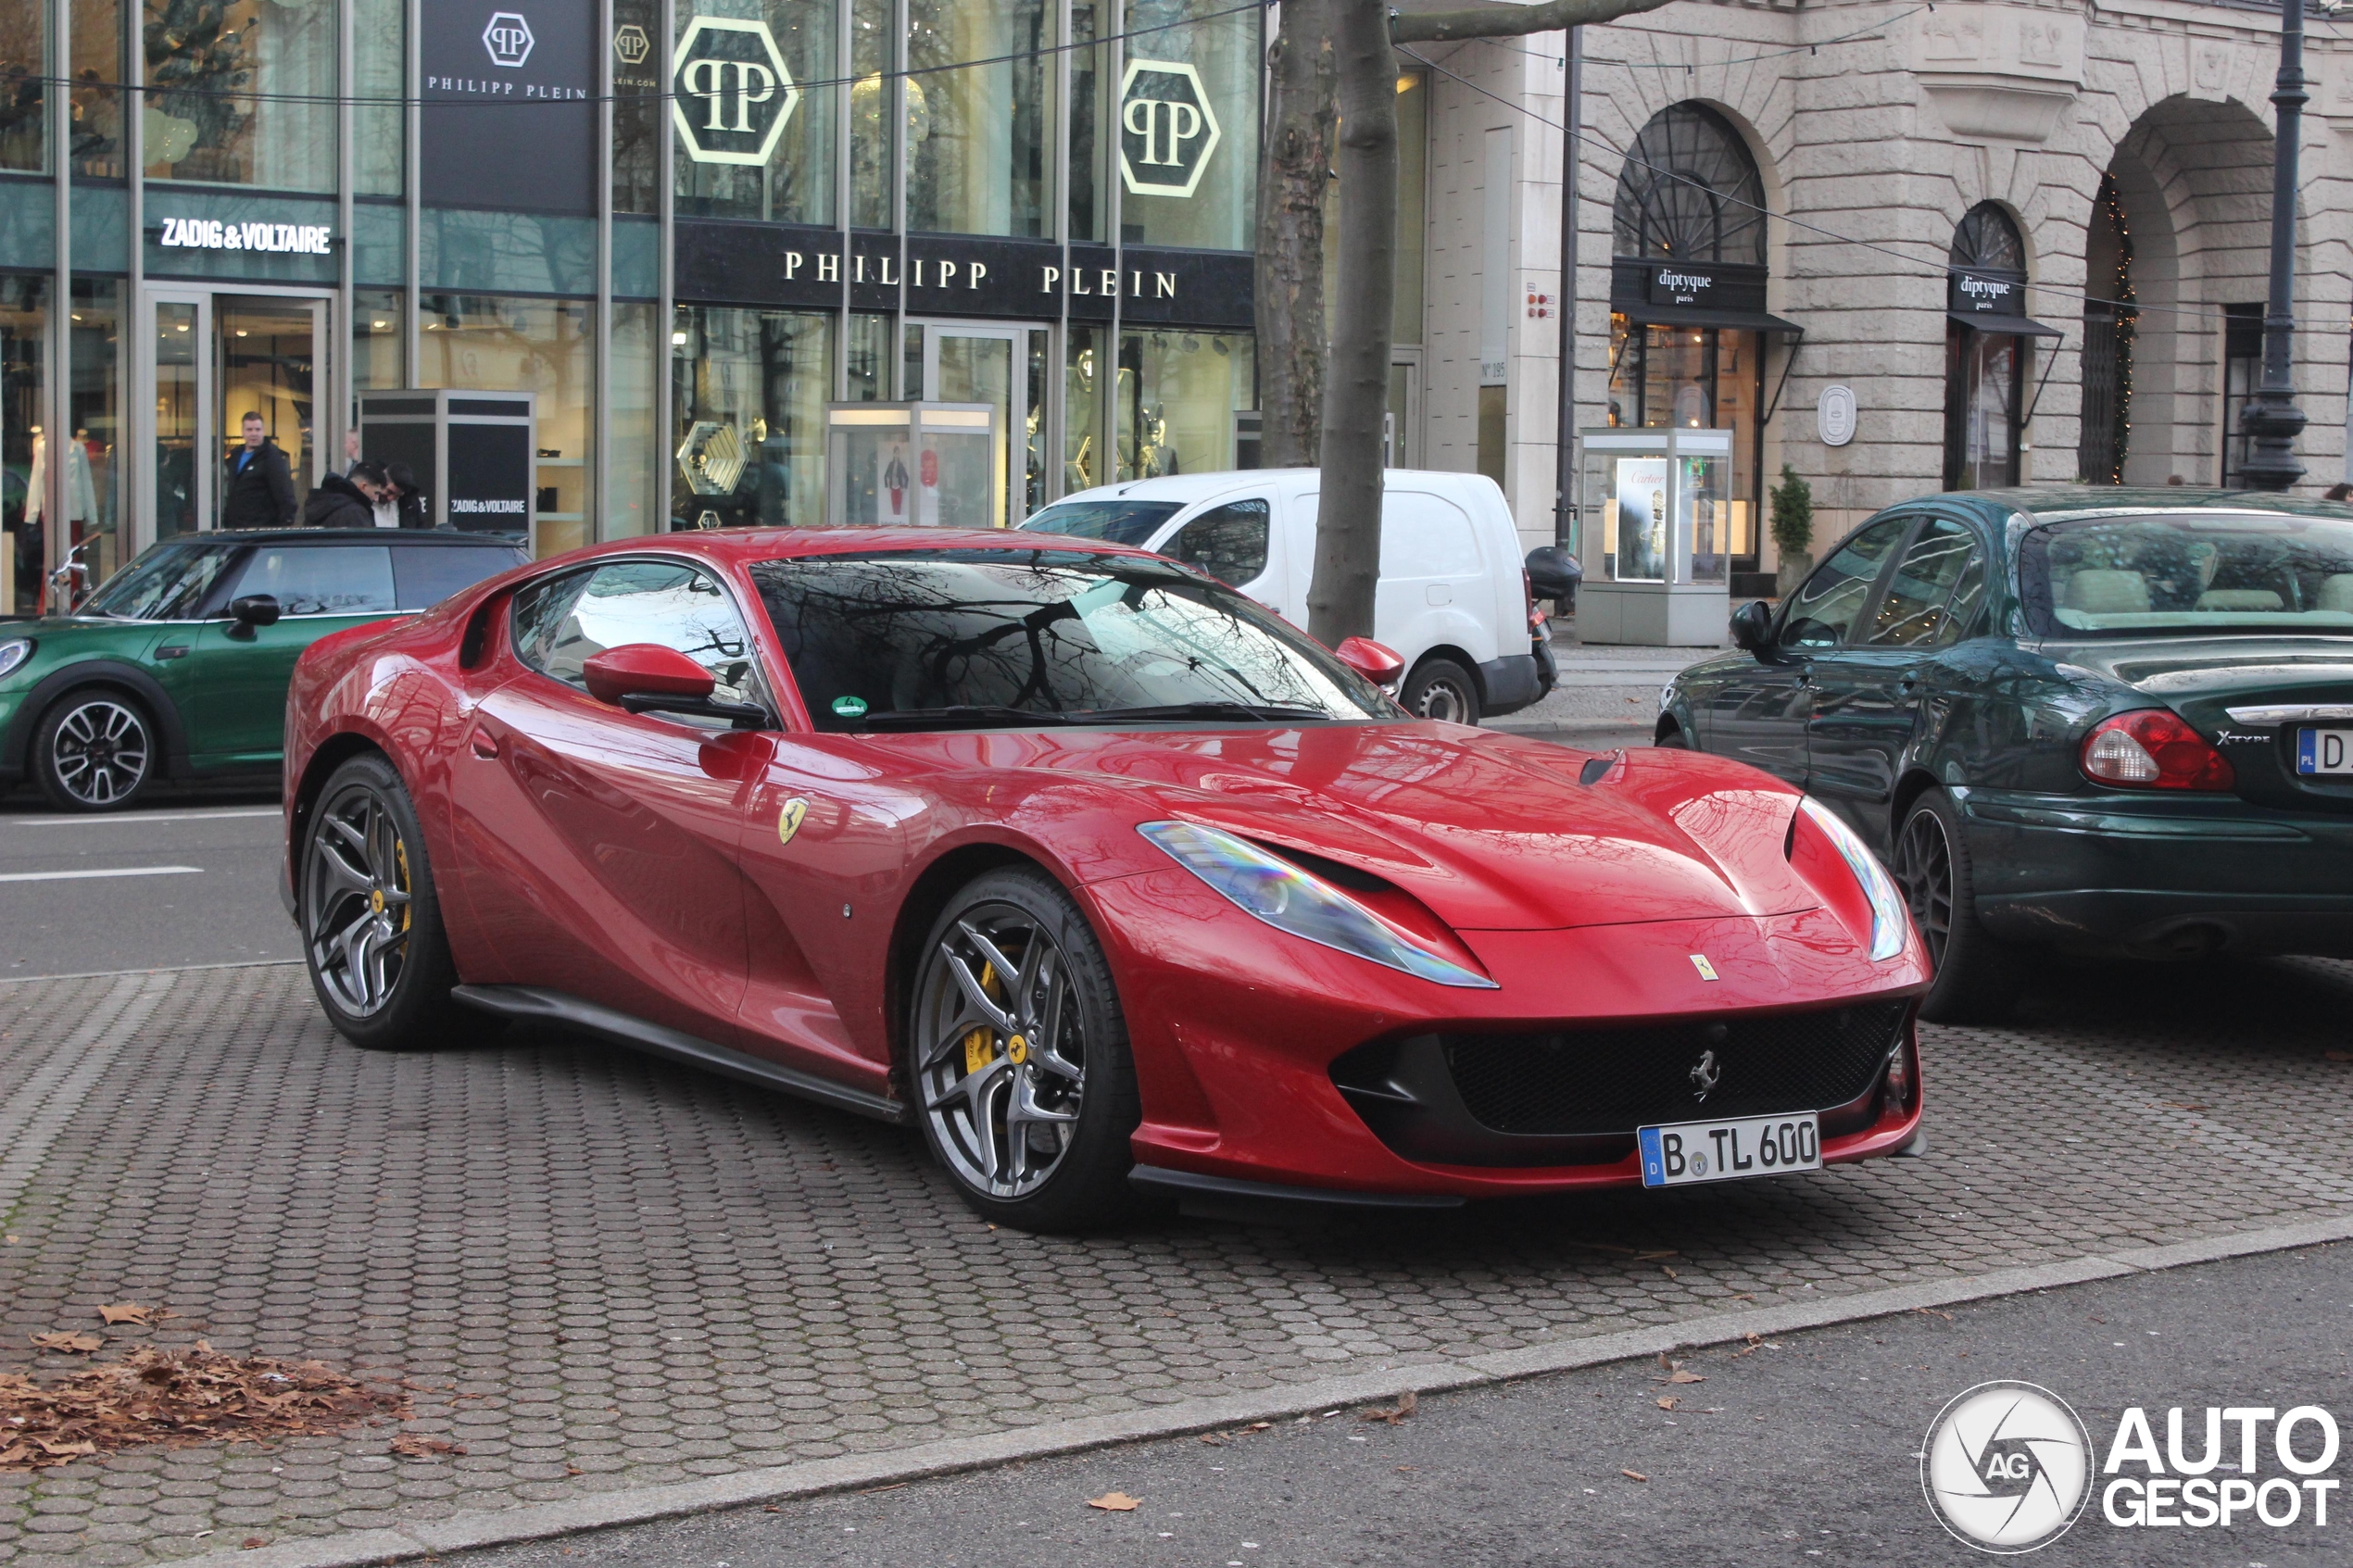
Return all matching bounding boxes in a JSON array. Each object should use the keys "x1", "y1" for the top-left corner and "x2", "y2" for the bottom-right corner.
[
  {"x1": 776, "y1": 797, "x2": 810, "y2": 846},
  {"x1": 1688, "y1": 954, "x2": 1719, "y2": 981}
]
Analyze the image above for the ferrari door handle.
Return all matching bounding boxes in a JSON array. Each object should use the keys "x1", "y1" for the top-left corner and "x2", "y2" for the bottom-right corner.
[{"x1": 470, "y1": 729, "x2": 500, "y2": 759}]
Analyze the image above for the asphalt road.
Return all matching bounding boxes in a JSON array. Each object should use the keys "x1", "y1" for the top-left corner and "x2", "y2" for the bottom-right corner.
[
  {"x1": 450, "y1": 1242, "x2": 2353, "y2": 1568},
  {"x1": 0, "y1": 787, "x2": 292, "y2": 975}
]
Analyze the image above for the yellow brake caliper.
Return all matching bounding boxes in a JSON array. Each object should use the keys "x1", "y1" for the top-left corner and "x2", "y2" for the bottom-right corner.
[{"x1": 962, "y1": 960, "x2": 1004, "y2": 1075}]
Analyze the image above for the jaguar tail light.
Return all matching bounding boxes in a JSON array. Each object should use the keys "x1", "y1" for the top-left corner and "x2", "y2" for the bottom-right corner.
[{"x1": 2080, "y1": 709, "x2": 2235, "y2": 792}]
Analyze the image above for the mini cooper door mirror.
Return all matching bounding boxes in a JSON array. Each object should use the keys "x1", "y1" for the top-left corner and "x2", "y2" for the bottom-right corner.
[
  {"x1": 1335, "y1": 636, "x2": 1407, "y2": 690},
  {"x1": 1729, "y1": 599, "x2": 1778, "y2": 659},
  {"x1": 225, "y1": 594, "x2": 282, "y2": 639},
  {"x1": 582, "y1": 643, "x2": 768, "y2": 729}
]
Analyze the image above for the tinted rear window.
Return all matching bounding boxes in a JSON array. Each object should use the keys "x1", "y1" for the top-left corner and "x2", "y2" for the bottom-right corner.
[
  {"x1": 1019, "y1": 498, "x2": 1184, "y2": 546},
  {"x1": 393, "y1": 544, "x2": 528, "y2": 610}
]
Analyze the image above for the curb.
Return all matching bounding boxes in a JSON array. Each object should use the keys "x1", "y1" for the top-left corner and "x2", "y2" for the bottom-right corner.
[{"x1": 183, "y1": 1211, "x2": 2353, "y2": 1568}]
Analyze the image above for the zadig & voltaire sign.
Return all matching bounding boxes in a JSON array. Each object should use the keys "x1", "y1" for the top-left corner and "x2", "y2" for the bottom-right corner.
[{"x1": 158, "y1": 219, "x2": 333, "y2": 256}]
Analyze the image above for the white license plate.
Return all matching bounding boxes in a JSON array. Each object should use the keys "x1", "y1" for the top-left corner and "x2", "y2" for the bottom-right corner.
[
  {"x1": 2296, "y1": 729, "x2": 2353, "y2": 775},
  {"x1": 1639, "y1": 1111, "x2": 1821, "y2": 1187}
]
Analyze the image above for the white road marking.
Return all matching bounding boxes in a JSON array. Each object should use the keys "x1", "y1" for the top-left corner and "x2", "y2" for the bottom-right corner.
[
  {"x1": 0, "y1": 864, "x2": 204, "y2": 883},
  {"x1": 9, "y1": 808, "x2": 278, "y2": 826}
]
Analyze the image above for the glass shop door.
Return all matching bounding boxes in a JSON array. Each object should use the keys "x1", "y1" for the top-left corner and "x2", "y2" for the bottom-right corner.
[
  {"x1": 908, "y1": 320, "x2": 1051, "y2": 526},
  {"x1": 140, "y1": 289, "x2": 331, "y2": 548}
]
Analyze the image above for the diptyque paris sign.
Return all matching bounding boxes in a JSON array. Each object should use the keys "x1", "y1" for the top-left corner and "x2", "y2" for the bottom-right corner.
[
  {"x1": 1119, "y1": 57, "x2": 1220, "y2": 198},
  {"x1": 673, "y1": 17, "x2": 801, "y2": 166}
]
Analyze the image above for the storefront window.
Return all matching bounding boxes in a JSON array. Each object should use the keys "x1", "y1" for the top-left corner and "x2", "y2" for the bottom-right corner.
[
  {"x1": 1066, "y1": 325, "x2": 1104, "y2": 491},
  {"x1": 849, "y1": 0, "x2": 893, "y2": 229},
  {"x1": 1943, "y1": 204, "x2": 2031, "y2": 493},
  {"x1": 846, "y1": 312, "x2": 889, "y2": 399},
  {"x1": 352, "y1": 290, "x2": 404, "y2": 392},
  {"x1": 144, "y1": 0, "x2": 336, "y2": 191},
  {"x1": 353, "y1": 0, "x2": 403, "y2": 198},
  {"x1": 1067, "y1": 0, "x2": 1107, "y2": 242},
  {"x1": 68, "y1": 280, "x2": 120, "y2": 585},
  {"x1": 70, "y1": 0, "x2": 120, "y2": 178},
  {"x1": 614, "y1": 0, "x2": 661, "y2": 216},
  {"x1": 418, "y1": 295, "x2": 593, "y2": 557},
  {"x1": 2, "y1": 275, "x2": 46, "y2": 611},
  {"x1": 673, "y1": 0, "x2": 837, "y2": 226},
  {"x1": 671, "y1": 305, "x2": 833, "y2": 530},
  {"x1": 2220, "y1": 303, "x2": 2260, "y2": 487},
  {"x1": 1117, "y1": 0, "x2": 1255, "y2": 250},
  {"x1": 610, "y1": 302, "x2": 659, "y2": 536},
  {"x1": 0, "y1": 0, "x2": 41, "y2": 172},
  {"x1": 906, "y1": 0, "x2": 1048, "y2": 238},
  {"x1": 1116, "y1": 328, "x2": 1252, "y2": 480}
]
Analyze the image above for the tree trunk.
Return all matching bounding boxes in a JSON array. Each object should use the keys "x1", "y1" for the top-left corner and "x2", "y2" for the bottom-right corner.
[
  {"x1": 1252, "y1": 0, "x2": 1334, "y2": 470},
  {"x1": 1305, "y1": 0, "x2": 1396, "y2": 646}
]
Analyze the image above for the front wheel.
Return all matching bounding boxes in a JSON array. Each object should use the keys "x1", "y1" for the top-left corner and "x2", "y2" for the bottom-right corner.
[
  {"x1": 908, "y1": 867, "x2": 1141, "y2": 1232},
  {"x1": 1401, "y1": 658, "x2": 1481, "y2": 725},
  {"x1": 35, "y1": 690, "x2": 157, "y2": 811},
  {"x1": 1892, "y1": 788, "x2": 2020, "y2": 1024},
  {"x1": 300, "y1": 753, "x2": 475, "y2": 1049}
]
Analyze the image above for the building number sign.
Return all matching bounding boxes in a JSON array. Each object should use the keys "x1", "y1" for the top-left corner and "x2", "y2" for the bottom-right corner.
[
  {"x1": 1119, "y1": 58, "x2": 1221, "y2": 198},
  {"x1": 673, "y1": 17, "x2": 801, "y2": 166}
]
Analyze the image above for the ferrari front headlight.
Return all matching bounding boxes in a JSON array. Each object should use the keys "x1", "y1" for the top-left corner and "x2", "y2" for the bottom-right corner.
[
  {"x1": 1797, "y1": 796, "x2": 1909, "y2": 961},
  {"x1": 1138, "y1": 820, "x2": 1497, "y2": 989}
]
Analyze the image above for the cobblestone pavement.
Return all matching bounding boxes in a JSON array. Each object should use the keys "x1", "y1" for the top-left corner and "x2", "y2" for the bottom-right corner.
[{"x1": 2, "y1": 954, "x2": 2349, "y2": 1565}]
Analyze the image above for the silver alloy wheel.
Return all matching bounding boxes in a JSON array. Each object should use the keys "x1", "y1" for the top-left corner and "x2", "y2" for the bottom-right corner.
[
  {"x1": 50, "y1": 699, "x2": 150, "y2": 807},
  {"x1": 1413, "y1": 674, "x2": 1475, "y2": 723},
  {"x1": 304, "y1": 781, "x2": 415, "y2": 1018},
  {"x1": 913, "y1": 905, "x2": 1087, "y2": 1200}
]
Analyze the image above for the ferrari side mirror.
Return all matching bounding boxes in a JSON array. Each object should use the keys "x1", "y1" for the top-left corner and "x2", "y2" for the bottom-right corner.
[
  {"x1": 583, "y1": 643, "x2": 767, "y2": 729},
  {"x1": 1335, "y1": 636, "x2": 1406, "y2": 690},
  {"x1": 1729, "y1": 599, "x2": 1777, "y2": 658}
]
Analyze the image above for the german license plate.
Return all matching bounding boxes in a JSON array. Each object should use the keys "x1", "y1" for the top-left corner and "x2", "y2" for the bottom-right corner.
[
  {"x1": 2296, "y1": 729, "x2": 2353, "y2": 775},
  {"x1": 1639, "y1": 1111, "x2": 1821, "y2": 1188}
]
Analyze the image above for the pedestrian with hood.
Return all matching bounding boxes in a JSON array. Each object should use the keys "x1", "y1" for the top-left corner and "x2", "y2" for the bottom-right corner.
[
  {"x1": 220, "y1": 411, "x2": 298, "y2": 528},
  {"x1": 301, "y1": 461, "x2": 390, "y2": 529}
]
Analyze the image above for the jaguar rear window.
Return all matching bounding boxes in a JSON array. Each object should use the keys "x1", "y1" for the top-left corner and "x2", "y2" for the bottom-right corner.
[{"x1": 2020, "y1": 512, "x2": 2353, "y2": 636}]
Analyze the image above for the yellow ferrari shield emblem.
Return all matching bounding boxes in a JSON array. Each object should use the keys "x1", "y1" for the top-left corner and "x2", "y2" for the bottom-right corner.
[{"x1": 776, "y1": 797, "x2": 810, "y2": 846}]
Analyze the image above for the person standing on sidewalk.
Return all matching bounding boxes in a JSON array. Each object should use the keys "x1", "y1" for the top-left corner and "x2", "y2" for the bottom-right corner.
[{"x1": 221, "y1": 411, "x2": 297, "y2": 529}]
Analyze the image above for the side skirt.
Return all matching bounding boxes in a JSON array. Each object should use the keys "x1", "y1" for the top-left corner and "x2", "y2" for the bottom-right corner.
[{"x1": 452, "y1": 984, "x2": 911, "y2": 1125}]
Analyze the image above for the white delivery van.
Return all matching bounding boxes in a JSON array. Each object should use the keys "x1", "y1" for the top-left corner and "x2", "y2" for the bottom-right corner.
[{"x1": 1018, "y1": 469, "x2": 1554, "y2": 724}]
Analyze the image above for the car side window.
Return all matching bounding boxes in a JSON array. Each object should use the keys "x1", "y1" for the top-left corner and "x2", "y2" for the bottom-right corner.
[
  {"x1": 228, "y1": 546, "x2": 397, "y2": 617},
  {"x1": 391, "y1": 544, "x2": 528, "y2": 611},
  {"x1": 1164, "y1": 498, "x2": 1270, "y2": 586},
  {"x1": 1780, "y1": 518, "x2": 1909, "y2": 651},
  {"x1": 1864, "y1": 521, "x2": 1987, "y2": 647},
  {"x1": 511, "y1": 558, "x2": 765, "y2": 717}
]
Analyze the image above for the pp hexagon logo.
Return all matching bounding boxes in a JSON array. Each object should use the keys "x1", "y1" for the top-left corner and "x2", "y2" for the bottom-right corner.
[
  {"x1": 1119, "y1": 57, "x2": 1221, "y2": 198},
  {"x1": 612, "y1": 23, "x2": 649, "y2": 67},
  {"x1": 482, "y1": 11, "x2": 535, "y2": 69},
  {"x1": 673, "y1": 16, "x2": 800, "y2": 166}
]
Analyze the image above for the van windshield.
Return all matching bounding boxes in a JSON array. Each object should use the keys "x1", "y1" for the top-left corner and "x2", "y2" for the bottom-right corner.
[{"x1": 1018, "y1": 498, "x2": 1183, "y2": 546}]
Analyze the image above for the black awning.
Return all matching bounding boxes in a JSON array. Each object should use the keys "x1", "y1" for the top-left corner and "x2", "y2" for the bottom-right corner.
[
  {"x1": 1949, "y1": 310, "x2": 2064, "y2": 338},
  {"x1": 1619, "y1": 305, "x2": 1805, "y2": 335}
]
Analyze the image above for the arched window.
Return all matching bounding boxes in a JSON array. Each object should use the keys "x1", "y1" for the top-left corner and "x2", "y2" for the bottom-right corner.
[
  {"x1": 1944, "y1": 203, "x2": 2057, "y2": 491},
  {"x1": 1612, "y1": 105, "x2": 1767, "y2": 265}
]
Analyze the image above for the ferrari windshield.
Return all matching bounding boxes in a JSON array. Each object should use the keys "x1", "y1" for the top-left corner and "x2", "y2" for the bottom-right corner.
[
  {"x1": 750, "y1": 550, "x2": 1390, "y2": 731},
  {"x1": 2021, "y1": 511, "x2": 2353, "y2": 636}
]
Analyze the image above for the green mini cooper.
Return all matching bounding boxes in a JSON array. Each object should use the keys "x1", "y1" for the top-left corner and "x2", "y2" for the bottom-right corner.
[{"x1": 0, "y1": 529, "x2": 527, "y2": 811}]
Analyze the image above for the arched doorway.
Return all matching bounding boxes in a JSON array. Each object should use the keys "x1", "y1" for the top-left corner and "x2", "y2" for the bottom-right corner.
[
  {"x1": 1944, "y1": 203, "x2": 2060, "y2": 490},
  {"x1": 2077, "y1": 174, "x2": 2134, "y2": 484},
  {"x1": 1606, "y1": 103, "x2": 1795, "y2": 594}
]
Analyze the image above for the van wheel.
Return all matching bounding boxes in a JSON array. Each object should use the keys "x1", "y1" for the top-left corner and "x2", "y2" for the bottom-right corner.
[{"x1": 1402, "y1": 659, "x2": 1480, "y2": 725}]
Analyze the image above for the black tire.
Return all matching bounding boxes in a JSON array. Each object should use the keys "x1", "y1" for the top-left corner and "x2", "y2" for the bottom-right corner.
[
  {"x1": 1892, "y1": 787, "x2": 2021, "y2": 1024},
  {"x1": 1655, "y1": 723, "x2": 1689, "y2": 749},
  {"x1": 298, "y1": 752, "x2": 478, "y2": 1050},
  {"x1": 907, "y1": 866, "x2": 1143, "y2": 1232},
  {"x1": 33, "y1": 688, "x2": 157, "y2": 811},
  {"x1": 1401, "y1": 658, "x2": 1481, "y2": 725}
]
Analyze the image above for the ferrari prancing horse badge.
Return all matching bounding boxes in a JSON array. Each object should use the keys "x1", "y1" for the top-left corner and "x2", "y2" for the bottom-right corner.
[{"x1": 776, "y1": 797, "x2": 810, "y2": 846}]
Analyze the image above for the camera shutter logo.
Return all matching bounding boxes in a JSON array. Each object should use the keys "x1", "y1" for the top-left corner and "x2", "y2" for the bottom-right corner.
[
  {"x1": 482, "y1": 11, "x2": 535, "y2": 69},
  {"x1": 1119, "y1": 59, "x2": 1222, "y2": 198},
  {"x1": 673, "y1": 17, "x2": 801, "y2": 166},
  {"x1": 1921, "y1": 1382, "x2": 2093, "y2": 1552}
]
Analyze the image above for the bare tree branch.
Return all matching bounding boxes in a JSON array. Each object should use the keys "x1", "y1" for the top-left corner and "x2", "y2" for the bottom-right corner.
[{"x1": 1390, "y1": 0, "x2": 1677, "y2": 45}]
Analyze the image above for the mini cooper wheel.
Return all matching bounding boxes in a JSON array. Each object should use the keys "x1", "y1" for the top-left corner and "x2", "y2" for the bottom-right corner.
[
  {"x1": 34, "y1": 690, "x2": 155, "y2": 811},
  {"x1": 1893, "y1": 787, "x2": 2020, "y2": 1024},
  {"x1": 910, "y1": 867, "x2": 1141, "y2": 1232},
  {"x1": 1400, "y1": 658, "x2": 1481, "y2": 726},
  {"x1": 301, "y1": 754, "x2": 472, "y2": 1049}
]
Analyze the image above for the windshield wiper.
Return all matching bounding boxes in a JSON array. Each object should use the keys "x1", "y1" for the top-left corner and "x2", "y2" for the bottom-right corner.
[
  {"x1": 1064, "y1": 701, "x2": 1338, "y2": 725},
  {"x1": 851, "y1": 705, "x2": 1084, "y2": 732}
]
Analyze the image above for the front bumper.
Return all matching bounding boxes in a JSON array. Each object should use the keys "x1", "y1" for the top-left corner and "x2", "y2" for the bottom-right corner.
[
  {"x1": 1087, "y1": 869, "x2": 1928, "y2": 1200},
  {"x1": 1959, "y1": 787, "x2": 2353, "y2": 956}
]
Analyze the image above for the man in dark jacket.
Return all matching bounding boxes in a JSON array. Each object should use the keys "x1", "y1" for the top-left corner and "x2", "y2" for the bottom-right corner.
[
  {"x1": 300, "y1": 462, "x2": 389, "y2": 528},
  {"x1": 220, "y1": 412, "x2": 298, "y2": 528}
]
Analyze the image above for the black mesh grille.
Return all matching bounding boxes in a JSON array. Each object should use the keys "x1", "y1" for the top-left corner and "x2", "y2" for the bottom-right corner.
[{"x1": 1441, "y1": 1000, "x2": 1910, "y2": 1136}]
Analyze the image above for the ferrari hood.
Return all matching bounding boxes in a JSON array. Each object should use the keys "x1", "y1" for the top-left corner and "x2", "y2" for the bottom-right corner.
[{"x1": 893, "y1": 723, "x2": 1823, "y2": 932}]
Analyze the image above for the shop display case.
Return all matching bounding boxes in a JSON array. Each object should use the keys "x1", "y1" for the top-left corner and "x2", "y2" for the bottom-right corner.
[
  {"x1": 357, "y1": 389, "x2": 536, "y2": 542},
  {"x1": 824, "y1": 403, "x2": 998, "y2": 528},
  {"x1": 1576, "y1": 426, "x2": 1736, "y2": 646}
]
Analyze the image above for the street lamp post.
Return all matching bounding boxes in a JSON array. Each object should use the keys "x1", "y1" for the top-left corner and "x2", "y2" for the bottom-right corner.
[{"x1": 2239, "y1": 0, "x2": 2309, "y2": 491}]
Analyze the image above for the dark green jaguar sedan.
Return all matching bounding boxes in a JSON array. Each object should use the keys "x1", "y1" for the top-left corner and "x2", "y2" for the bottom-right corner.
[
  {"x1": 0, "y1": 530, "x2": 527, "y2": 811},
  {"x1": 1660, "y1": 488, "x2": 2353, "y2": 1022}
]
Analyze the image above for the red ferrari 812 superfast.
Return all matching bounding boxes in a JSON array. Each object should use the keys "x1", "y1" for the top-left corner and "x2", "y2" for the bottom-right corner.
[{"x1": 283, "y1": 529, "x2": 1929, "y2": 1230}]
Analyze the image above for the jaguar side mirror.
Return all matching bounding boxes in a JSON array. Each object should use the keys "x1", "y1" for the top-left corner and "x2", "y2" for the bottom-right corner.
[
  {"x1": 583, "y1": 643, "x2": 767, "y2": 729},
  {"x1": 224, "y1": 594, "x2": 281, "y2": 639},
  {"x1": 1335, "y1": 636, "x2": 1406, "y2": 694},
  {"x1": 1729, "y1": 599, "x2": 1777, "y2": 659}
]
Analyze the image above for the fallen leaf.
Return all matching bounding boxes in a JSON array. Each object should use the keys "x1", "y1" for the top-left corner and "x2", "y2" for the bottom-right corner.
[
  {"x1": 1655, "y1": 1352, "x2": 1673, "y2": 1372},
  {"x1": 34, "y1": 1438, "x2": 95, "y2": 1457},
  {"x1": 1198, "y1": 1433, "x2": 1227, "y2": 1445},
  {"x1": 388, "y1": 1433, "x2": 465, "y2": 1458},
  {"x1": 1248, "y1": 1421, "x2": 1271, "y2": 1431},
  {"x1": 1913, "y1": 1307, "x2": 1953, "y2": 1322},
  {"x1": 1359, "y1": 1391, "x2": 1417, "y2": 1425},
  {"x1": 1655, "y1": 1397, "x2": 1680, "y2": 1411},
  {"x1": 1621, "y1": 1469, "x2": 1649, "y2": 1483},
  {"x1": 31, "y1": 1334, "x2": 100, "y2": 1354},
  {"x1": 564, "y1": 1465, "x2": 582, "y2": 1476},
  {"x1": 858, "y1": 1482, "x2": 908, "y2": 1495},
  {"x1": 1660, "y1": 1265, "x2": 1679, "y2": 1280},
  {"x1": 1088, "y1": 1491, "x2": 1139, "y2": 1512},
  {"x1": 241, "y1": 1537, "x2": 268, "y2": 1550},
  {"x1": 1665, "y1": 1369, "x2": 1705, "y2": 1385},
  {"x1": 96, "y1": 1305, "x2": 159, "y2": 1326}
]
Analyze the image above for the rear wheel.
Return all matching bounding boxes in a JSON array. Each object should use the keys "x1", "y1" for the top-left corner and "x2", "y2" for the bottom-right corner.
[
  {"x1": 1401, "y1": 658, "x2": 1480, "y2": 725},
  {"x1": 1892, "y1": 788, "x2": 2020, "y2": 1023},
  {"x1": 300, "y1": 753, "x2": 475, "y2": 1050},
  {"x1": 909, "y1": 867, "x2": 1141, "y2": 1232},
  {"x1": 1655, "y1": 723, "x2": 1689, "y2": 749},
  {"x1": 34, "y1": 690, "x2": 156, "y2": 811}
]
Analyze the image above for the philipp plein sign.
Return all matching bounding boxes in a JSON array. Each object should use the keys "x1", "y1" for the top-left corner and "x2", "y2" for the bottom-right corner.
[
  {"x1": 1119, "y1": 58, "x2": 1221, "y2": 198},
  {"x1": 422, "y1": 0, "x2": 597, "y2": 215},
  {"x1": 673, "y1": 17, "x2": 801, "y2": 166}
]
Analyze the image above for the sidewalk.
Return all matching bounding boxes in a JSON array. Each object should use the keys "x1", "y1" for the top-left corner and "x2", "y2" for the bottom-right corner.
[{"x1": 1488, "y1": 622, "x2": 1727, "y2": 743}]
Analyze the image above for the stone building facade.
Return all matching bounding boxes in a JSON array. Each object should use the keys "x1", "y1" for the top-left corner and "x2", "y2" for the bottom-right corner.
[{"x1": 1403, "y1": 0, "x2": 2353, "y2": 587}]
